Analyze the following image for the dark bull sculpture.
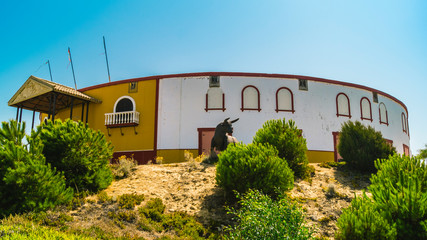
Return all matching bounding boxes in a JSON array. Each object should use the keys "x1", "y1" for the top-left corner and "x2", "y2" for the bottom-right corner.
[{"x1": 209, "y1": 118, "x2": 239, "y2": 159}]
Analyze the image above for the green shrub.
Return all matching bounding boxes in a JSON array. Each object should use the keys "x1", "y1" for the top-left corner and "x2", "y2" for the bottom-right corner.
[
  {"x1": 139, "y1": 198, "x2": 166, "y2": 222},
  {"x1": 0, "y1": 218, "x2": 93, "y2": 240},
  {"x1": 418, "y1": 144, "x2": 427, "y2": 159},
  {"x1": 338, "y1": 120, "x2": 395, "y2": 173},
  {"x1": 216, "y1": 143, "x2": 294, "y2": 198},
  {"x1": 96, "y1": 191, "x2": 113, "y2": 204},
  {"x1": 108, "y1": 209, "x2": 137, "y2": 223},
  {"x1": 335, "y1": 193, "x2": 397, "y2": 240},
  {"x1": 162, "y1": 212, "x2": 208, "y2": 239},
  {"x1": 369, "y1": 154, "x2": 427, "y2": 239},
  {"x1": 118, "y1": 193, "x2": 145, "y2": 209},
  {"x1": 224, "y1": 189, "x2": 313, "y2": 240},
  {"x1": 0, "y1": 120, "x2": 73, "y2": 216},
  {"x1": 36, "y1": 119, "x2": 114, "y2": 193},
  {"x1": 253, "y1": 118, "x2": 309, "y2": 179},
  {"x1": 111, "y1": 155, "x2": 137, "y2": 179}
]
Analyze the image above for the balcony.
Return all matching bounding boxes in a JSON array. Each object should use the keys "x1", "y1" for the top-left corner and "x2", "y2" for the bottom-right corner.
[{"x1": 105, "y1": 111, "x2": 140, "y2": 128}]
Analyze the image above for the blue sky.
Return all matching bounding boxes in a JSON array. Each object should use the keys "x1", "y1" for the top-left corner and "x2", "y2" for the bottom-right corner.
[{"x1": 1, "y1": 0, "x2": 426, "y2": 153}]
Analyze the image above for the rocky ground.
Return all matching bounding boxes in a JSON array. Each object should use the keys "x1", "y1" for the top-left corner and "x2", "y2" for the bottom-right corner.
[{"x1": 67, "y1": 161, "x2": 371, "y2": 239}]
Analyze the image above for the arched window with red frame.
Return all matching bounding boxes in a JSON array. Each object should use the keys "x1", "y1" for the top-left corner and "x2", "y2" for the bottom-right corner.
[
  {"x1": 275, "y1": 87, "x2": 295, "y2": 113},
  {"x1": 379, "y1": 102, "x2": 389, "y2": 125},
  {"x1": 241, "y1": 85, "x2": 261, "y2": 112},
  {"x1": 336, "y1": 93, "x2": 351, "y2": 118},
  {"x1": 360, "y1": 97, "x2": 372, "y2": 121}
]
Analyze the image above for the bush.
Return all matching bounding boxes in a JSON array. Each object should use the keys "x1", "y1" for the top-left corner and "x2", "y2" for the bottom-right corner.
[
  {"x1": 338, "y1": 120, "x2": 395, "y2": 173},
  {"x1": 369, "y1": 154, "x2": 427, "y2": 239},
  {"x1": 224, "y1": 189, "x2": 313, "y2": 240},
  {"x1": 111, "y1": 155, "x2": 137, "y2": 179},
  {"x1": 253, "y1": 118, "x2": 309, "y2": 179},
  {"x1": 36, "y1": 119, "x2": 114, "y2": 193},
  {"x1": 337, "y1": 154, "x2": 427, "y2": 239},
  {"x1": 162, "y1": 212, "x2": 208, "y2": 239},
  {"x1": 0, "y1": 120, "x2": 73, "y2": 216},
  {"x1": 139, "y1": 198, "x2": 166, "y2": 222},
  {"x1": 216, "y1": 143, "x2": 294, "y2": 198},
  {"x1": 118, "y1": 193, "x2": 145, "y2": 209},
  {"x1": 335, "y1": 193, "x2": 396, "y2": 240}
]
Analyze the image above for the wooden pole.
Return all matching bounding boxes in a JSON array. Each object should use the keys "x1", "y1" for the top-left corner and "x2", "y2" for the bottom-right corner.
[
  {"x1": 32, "y1": 109, "x2": 36, "y2": 129},
  {"x1": 70, "y1": 97, "x2": 74, "y2": 119},
  {"x1": 81, "y1": 103, "x2": 85, "y2": 122},
  {"x1": 86, "y1": 102, "x2": 89, "y2": 124}
]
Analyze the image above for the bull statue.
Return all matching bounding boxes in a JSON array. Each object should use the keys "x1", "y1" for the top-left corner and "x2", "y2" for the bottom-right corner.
[{"x1": 206, "y1": 118, "x2": 239, "y2": 163}]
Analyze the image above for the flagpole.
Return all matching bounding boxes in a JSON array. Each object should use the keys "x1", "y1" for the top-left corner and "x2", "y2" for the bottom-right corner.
[
  {"x1": 103, "y1": 36, "x2": 111, "y2": 83},
  {"x1": 47, "y1": 60, "x2": 53, "y2": 82},
  {"x1": 68, "y1": 47, "x2": 77, "y2": 89}
]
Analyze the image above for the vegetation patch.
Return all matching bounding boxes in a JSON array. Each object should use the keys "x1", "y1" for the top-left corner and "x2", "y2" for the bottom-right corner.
[
  {"x1": 224, "y1": 189, "x2": 314, "y2": 240},
  {"x1": 253, "y1": 118, "x2": 310, "y2": 179},
  {"x1": 216, "y1": 143, "x2": 294, "y2": 199},
  {"x1": 338, "y1": 120, "x2": 395, "y2": 173}
]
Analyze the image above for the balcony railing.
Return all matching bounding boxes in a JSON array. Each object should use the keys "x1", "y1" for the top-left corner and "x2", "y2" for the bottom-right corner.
[{"x1": 105, "y1": 111, "x2": 140, "y2": 127}]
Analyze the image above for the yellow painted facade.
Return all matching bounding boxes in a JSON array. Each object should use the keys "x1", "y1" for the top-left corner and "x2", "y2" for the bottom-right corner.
[
  {"x1": 55, "y1": 80, "x2": 157, "y2": 153},
  {"x1": 156, "y1": 149, "x2": 199, "y2": 164},
  {"x1": 306, "y1": 150, "x2": 334, "y2": 163}
]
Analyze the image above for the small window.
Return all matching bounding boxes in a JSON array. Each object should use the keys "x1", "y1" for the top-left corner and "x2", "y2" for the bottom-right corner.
[
  {"x1": 372, "y1": 92, "x2": 378, "y2": 103},
  {"x1": 209, "y1": 76, "x2": 220, "y2": 87},
  {"x1": 401, "y1": 112, "x2": 407, "y2": 133},
  {"x1": 360, "y1": 97, "x2": 372, "y2": 121},
  {"x1": 336, "y1": 93, "x2": 351, "y2": 118},
  {"x1": 379, "y1": 102, "x2": 388, "y2": 125},
  {"x1": 299, "y1": 79, "x2": 308, "y2": 91},
  {"x1": 205, "y1": 87, "x2": 225, "y2": 112},
  {"x1": 129, "y1": 82, "x2": 138, "y2": 93},
  {"x1": 241, "y1": 85, "x2": 261, "y2": 112},
  {"x1": 276, "y1": 87, "x2": 295, "y2": 113}
]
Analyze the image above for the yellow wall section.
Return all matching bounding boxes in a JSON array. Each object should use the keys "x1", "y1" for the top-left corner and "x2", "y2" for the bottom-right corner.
[
  {"x1": 55, "y1": 80, "x2": 157, "y2": 152},
  {"x1": 157, "y1": 149, "x2": 333, "y2": 164},
  {"x1": 306, "y1": 150, "x2": 334, "y2": 163},
  {"x1": 157, "y1": 149, "x2": 199, "y2": 164}
]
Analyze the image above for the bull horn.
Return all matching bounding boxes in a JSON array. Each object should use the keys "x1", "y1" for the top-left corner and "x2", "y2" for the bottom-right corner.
[
  {"x1": 223, "y1": 118, "x2": 230, "y2": 123},
  {"x1": 231, "y1": 118, "x2": 239, "y2": 123}
]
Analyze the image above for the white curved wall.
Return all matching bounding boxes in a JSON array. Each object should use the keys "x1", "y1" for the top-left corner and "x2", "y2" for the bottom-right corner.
[{"x1": 157, "y1": 75, "x2": 410, "y2": 155}]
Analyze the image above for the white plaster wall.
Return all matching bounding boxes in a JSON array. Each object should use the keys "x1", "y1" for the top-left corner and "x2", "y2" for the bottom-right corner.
[{"x1": 157, "y1": 75, "x2": 410, "y2": 154}]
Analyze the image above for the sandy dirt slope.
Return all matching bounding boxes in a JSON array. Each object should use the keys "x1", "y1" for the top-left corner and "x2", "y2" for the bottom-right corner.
[{"x1": 70, "y1": 161, "x2": 370, "y2": 239}]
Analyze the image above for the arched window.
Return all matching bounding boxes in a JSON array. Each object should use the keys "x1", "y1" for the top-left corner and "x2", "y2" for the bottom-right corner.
[
  {"x1": 360, "y1": 97, "x2": 372, "y2": 121},
  {"x1": 379, "y1": 102, "x2": 388, "y2": 125},
  {"x1": 401, "y1": 112, "x2": 407, "y2": 133},
  {"x1": 336, "y1": 93, "x2": 351, "y2": 118},
  {"x1": 241, "y1": 85, "x2": 261, "y2": 112},
  {"x1": 276, "y1": 87, "x2": 295, "y2": 113},
  {"x1": 205, "y1": 88, "x2": 225, "y2": 112},
  {"x1": 114, "y1": 96, "x2": 135, "y2": 112}
]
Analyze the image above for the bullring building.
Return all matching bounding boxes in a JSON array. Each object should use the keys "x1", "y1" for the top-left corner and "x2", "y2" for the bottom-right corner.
[{"x1": 8, "y1": 72, "x2": 410, "y2": 164}]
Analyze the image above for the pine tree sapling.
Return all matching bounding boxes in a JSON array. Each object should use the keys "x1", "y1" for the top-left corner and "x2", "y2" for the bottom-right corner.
[
  {"x1": 336, "y1": 193, "x2": 396, "y2": 240},
  {"x1": 253, "y1": 118, "x2": 309, "y2": 179},
  {"x1": 369, "y1": 154, "x2": 427, "y2": 239},
  {"x1": 338, "y1": 120, "x2": 395, "y2": 173},
  {"x1": 36, "y1": 119, "x2": 114, "y2": 193},
  {"x1": 224, "y1": 189, "x2": 313, "y2": 240},
  {"x1": 0, "y1": 120, "x2": 73, "y2": 216},
  {"x1": 216, "y1": 143, "x2": 294, "y2": 198}
]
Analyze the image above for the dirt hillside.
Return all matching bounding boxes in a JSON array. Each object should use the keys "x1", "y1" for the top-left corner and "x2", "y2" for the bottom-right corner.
[{"x1": 70, "y1": 161, "x2": 370, "y2": 239}]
